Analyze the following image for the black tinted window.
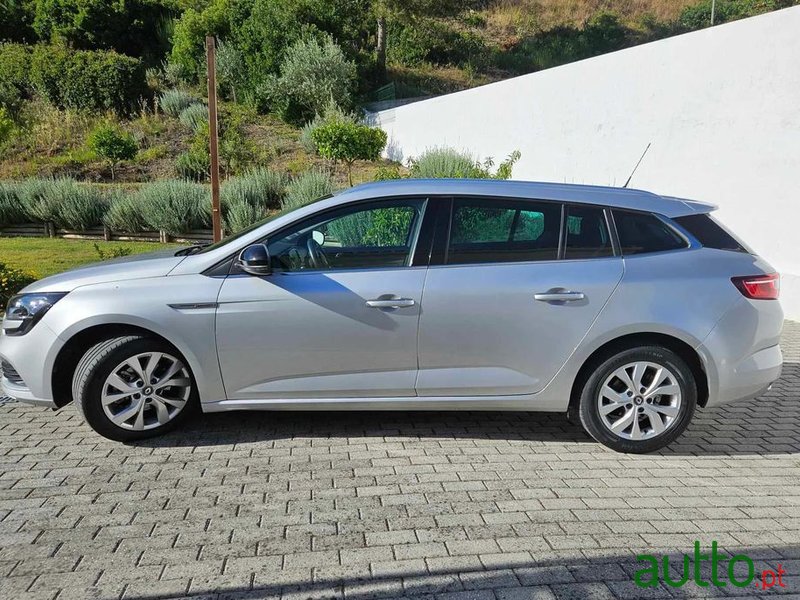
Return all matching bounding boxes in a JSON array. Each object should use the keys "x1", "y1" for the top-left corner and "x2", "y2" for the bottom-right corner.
[
  {"x1": 613, "y1": 210, "x2": 687, "y2": 255},
  {"x1": 674, "y1": 214, "x2": 747, "y2": 252},
  {"x1": 565, "y1": 205, "x2": 613, "y2": 259},
  {"x1": 447, "y1": 198, "x2": 560, "y2": 265}
]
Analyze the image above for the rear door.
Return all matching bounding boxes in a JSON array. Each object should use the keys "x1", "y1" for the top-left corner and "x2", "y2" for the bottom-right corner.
[{"x1": 416, "y1": 199, "x2": 624, "y2": 397}]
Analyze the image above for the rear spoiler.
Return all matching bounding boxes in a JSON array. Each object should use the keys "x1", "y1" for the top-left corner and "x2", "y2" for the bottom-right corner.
[{"x1": 660, "y1": 196, "x2": 717, "y2": 217}]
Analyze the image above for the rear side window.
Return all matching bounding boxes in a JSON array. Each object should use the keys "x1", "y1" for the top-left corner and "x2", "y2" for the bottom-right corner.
[
  {"x1": 613, "y1": 210, "x2": 688, "y2": 255},
  {"x1": 447, "y1": 198, "x2": 561, "y2": 264},
  {"x1": 564, "y1": 205, "x2": 613, "y2": 259},
  {"x1": 673, "y1": 214, "x2": 747, "y2": 253}
]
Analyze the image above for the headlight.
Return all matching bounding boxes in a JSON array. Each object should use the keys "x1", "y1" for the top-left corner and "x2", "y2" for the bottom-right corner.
[{"x1": 3, "y1": 293, "x2": 67, "y2": 336}]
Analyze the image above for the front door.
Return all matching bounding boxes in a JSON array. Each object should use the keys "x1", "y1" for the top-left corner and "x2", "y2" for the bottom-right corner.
[
  {"x1": 417, "y1": 198, "x2": 624, "y2": 397},
  {"x1": 216, "y1": 198, "x2": 428, "y2": 400}
]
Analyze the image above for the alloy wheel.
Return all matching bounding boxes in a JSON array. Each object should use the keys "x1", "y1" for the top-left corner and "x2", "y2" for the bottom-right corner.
[
  {"x1": 100, "y1": 352, "x2": 192, "y2": 431},
  {"x1": 596, "y1": 360, "x2": 682, "y2": 441}
]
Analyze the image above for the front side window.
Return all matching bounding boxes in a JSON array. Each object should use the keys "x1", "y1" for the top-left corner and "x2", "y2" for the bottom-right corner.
[
  {"x1": 613, "y1": 210, "x2": 688, "y2": 255},
  {"x1": 447, "y1": 198, "x2": 561, "y2": 265},
  {"x1": 267, "y1": 199, "x2": 425, "y2": 271},
  {"x1": 564, "y1": 205, "x2": 613, "y2": 259}
]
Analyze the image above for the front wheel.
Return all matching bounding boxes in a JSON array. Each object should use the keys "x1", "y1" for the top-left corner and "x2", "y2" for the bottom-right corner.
[
  {"x1": 72, "y1": 336, "x2": 198, "y2": 442},
  {"x1": 578, "y1": 346, "x2": 696, "y2": 453}
]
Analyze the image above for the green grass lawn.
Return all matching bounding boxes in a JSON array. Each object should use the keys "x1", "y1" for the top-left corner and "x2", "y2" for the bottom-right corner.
[{"x1": 0, "y1": 237, "x2": 180, "y2": 279}]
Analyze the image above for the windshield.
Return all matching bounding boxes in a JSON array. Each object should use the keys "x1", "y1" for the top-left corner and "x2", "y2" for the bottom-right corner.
[{"x1": 196, "y1": 194, "x2": 334, "y2": 254}]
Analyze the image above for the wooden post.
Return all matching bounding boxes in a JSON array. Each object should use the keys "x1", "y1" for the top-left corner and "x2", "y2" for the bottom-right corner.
[{"x1": 206, "y1": 35, "x2": 222, "y2": 243}]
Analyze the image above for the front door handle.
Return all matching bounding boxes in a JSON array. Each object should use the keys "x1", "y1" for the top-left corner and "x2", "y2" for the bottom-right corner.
[
  {"x1": 534, "y1": 290, "x2": 585, "y2": 303},
  {"x1": 366, "y1": 298, "x2": 415, "y2": 309}
]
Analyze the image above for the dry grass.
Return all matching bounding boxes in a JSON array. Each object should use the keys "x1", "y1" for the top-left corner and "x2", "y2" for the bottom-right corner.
[{"x1": 484, "y1": 0, "x2": 696, "y2": 37}]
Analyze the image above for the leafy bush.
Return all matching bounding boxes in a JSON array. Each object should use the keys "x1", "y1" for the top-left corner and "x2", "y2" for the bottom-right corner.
[
  {"x1": 29, "y1": 45, "x2": 147, "y2": 115},
  {"x1": 0, "y1": 107, "x2": 14, "y2": 147},
  {"x1": 677, "y1": 0, "x2": 795, "y2": 30},
  {"x1": 373, "y1": 165, "x2": 403, "y2": 181},
  {"x1": 388, "y1": 18, "x2": 487, "y2": 68},
  {"x1": 93, "y1": 243, "x2": 132, "y2": 260},
  {"x1": 87, "y1": 123, "x2": 138, "y2": 179},
  {"x1": 134, "y1": 179, "x2": 210, "y2": 235},
  {"x1": 261, "y1": 36, "x2": 356, "y2": 124},
  {"x1": 282, "y1": 169, "x2": 334, "y2": 210},
  {"x1": 104, "y1": 188, "x2": 149, "y2": 233},
  {"x1": 0, "y1": 43, "x2": 32, "y2": 114},
  {"x1": 160, "y1": 88, "x2": 195, "y2": 118},
  {"x1": 299, "y1": 101, "x2": 357, "y2": 154},
  {"x1": 311, "y1": 120, "x2": 387, "y2": 185},
  {"x1": 176, "y1": 123, "x2": 211, "y2": 181},
  {"x1": 409, "y1": 148, "x2": 520, "y2": 179},
  {"x1": 179, "y1": 102, "x2": 208, "y2": 132},
  {"x1": 170, "y1": 4, "x2": 230, "y2": 81},
  {"x1": 0, "y1": 182, "x2": 27, "y2": 226},
  {"x1": 0, "y1": 262, "x2": 36, "y2": 308}
]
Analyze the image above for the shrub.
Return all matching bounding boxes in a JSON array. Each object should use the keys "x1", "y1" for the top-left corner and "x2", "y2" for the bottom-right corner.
[
  {"x1": 134, "y1": 179, "x2": 210, "y2": 235},
  {"x1": 263, "y1": 36, "x2": 356, "y2": 124},
  {"x1": 159, "y1": 88, "x2": 195, "y2": 118},
  {"x1": 373, "y1": 165, "x2": 403, "y2": 181},
  {"x1": 179, "y1": 103, "x2": 208, "y2": 132},
  {"x1": 0, "y1": 182, "x2": 27, "y2": 226},
  {"x1": 221, "y1": 167, "x2": 288, "y2": 212},
  {"x1": 87, "y1": 123, "x2": 138, "y2": 180},
  {"x1": 282, "y1": 169, "x2": 334, "y2": 210},
  {"x1": 408, "y1": 148, "x2": 521, "y2": 179},
  {"x1": 0, "y1": 262, "x2": 36, "y2": 308},
  {"x1": 176, "y1": 123, "x2": 211, "y2": 181},
  {"x1": 0, "y1": 107, "x2": 14, "y2": 147},
  {"x1": 223, "y1": 197, "x2": 262, "y2": 235},
  {"x1": 299, "y1": 101, "x2": 357, "y2": 154},
  {"x1": 104, "y1": 188, "x2": 149, "y2": 233},
  {"x1": 311, "y1": 120, "x2": 387, "y2": 185},
  {"x1": 17, "y1": 178, "x2": 63, "y2": 224},
  {"x1": 54, "y1": 183, "x2": 108, "y2": 230},
  {"x1": 388, "y1": 18, "x2": 487, "y2": 68},
  {"x1": 93, "y1": 243, "x2": 132, "y2": 260},
  {"x1": 0, "y1": 43, "x2": 32, "y2": 115},
  {"x1": 30, "y1": 45, "x2": 147, "y2": 115},
  {"x1": 17, "y1": 177, "x2": 107, "y2": 229}
]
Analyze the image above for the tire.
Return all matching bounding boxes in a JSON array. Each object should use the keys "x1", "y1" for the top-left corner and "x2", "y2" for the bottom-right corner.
[
  {"x1": 72, "y1": 336, "x2": 198, "y2": 442},
  {"x1": 578, "y1": 345, "x2": 696, "y2": 454}
]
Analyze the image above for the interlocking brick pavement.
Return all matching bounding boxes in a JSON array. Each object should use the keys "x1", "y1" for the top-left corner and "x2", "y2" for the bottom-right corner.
[{"x1": 0, "y1": 322, "x2": 798, "y2": 600}]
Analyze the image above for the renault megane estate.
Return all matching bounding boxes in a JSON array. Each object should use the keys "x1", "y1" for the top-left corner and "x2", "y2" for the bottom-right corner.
[{"x1": 0, "y1": 179, "x2": 783, "y2": 452}]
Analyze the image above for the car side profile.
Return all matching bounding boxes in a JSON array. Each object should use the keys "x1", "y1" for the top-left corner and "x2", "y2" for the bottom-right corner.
[{"x1": 0, "y1": 179, "x2": 783, "y2": 452}]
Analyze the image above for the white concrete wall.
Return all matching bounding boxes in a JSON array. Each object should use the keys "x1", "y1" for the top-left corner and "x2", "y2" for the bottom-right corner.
[{"x1": 374, "y1": 7, "x2": 800, "y2": 320}]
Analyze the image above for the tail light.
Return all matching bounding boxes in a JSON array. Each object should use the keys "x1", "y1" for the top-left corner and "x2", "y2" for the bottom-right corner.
[{"x1": 731, "y1": 273, "x2": 780, "y2": 300}]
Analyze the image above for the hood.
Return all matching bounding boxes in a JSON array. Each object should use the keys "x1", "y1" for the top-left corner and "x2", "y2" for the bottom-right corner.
[{"x1": 22, "y1": 248, "x2": 188, "y2": 293}]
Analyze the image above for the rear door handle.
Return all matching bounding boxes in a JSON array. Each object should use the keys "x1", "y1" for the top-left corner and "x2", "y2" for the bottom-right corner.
[
  {"x1": 366, "y1": 298, "x2": 415, "y2": 309},
  {"x1": 534, "y1": 291, "x2": 585, "y2": 303}
]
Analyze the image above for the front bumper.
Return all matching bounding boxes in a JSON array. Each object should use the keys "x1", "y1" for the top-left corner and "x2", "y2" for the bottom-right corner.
[{"x1": 0, "y1": 322, "x2": 62, "y2": 409}]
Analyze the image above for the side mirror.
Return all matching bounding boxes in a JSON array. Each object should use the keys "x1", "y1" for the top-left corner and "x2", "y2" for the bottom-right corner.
[{"x1": 237, "y1": 244, "x2": 271, "y2": 276}]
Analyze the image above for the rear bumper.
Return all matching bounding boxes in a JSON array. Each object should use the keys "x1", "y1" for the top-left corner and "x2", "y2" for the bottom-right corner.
[
  {"x1": 0, "y1": 323, "x2": 62, "y2": 409},
  {"x1": 698, "y1": 296, "x2": 784, "y2": 408}
]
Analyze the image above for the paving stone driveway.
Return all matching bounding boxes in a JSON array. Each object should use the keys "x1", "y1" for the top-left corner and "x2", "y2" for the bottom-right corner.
[{"x1": 1, "y1": 322, "x2": 799, "y2": 600}]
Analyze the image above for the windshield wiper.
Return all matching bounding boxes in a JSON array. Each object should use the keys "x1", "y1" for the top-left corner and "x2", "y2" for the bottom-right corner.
[{"x1": 174, "y1": 243, "x2": 210, "y2": 256}]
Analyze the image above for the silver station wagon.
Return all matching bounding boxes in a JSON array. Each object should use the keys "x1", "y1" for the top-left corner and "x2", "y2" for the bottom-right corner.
[{"x1": 0, "y1": 179, "x2": 783, "y2": 452}]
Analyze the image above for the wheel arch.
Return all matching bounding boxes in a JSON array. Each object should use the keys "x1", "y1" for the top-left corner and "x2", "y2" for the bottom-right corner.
[
  {"x1": 567, "y1": 332, "x2": 709, "y2": 419},
  {"x1": 51, "y1": 323, "x2": 196, "y2": 408}
]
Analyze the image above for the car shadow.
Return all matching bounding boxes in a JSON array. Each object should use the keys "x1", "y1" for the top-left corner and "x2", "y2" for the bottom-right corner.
[{"x1": 131, "y1": 361, "x2": 799, "y2": 458}]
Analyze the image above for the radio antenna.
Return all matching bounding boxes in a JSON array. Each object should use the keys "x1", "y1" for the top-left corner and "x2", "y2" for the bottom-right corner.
[{"x1": 623, "y1": 142, "x2": 651, "y2": 188}]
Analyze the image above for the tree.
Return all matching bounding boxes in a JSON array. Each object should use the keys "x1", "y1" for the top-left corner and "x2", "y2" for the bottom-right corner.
[
  {"x1": 371, "y1": 0, "x2": 474, "y2": 77},
  {"x1": 87, "y1": 123, "x2": 138, "y2": 180},
  {"x1": 311, "y1": 120, "x2": 387, "y2": 185}
]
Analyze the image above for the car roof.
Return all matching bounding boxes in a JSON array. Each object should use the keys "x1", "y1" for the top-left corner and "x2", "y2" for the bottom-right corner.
[{"x1": 335, "y1": 179, "x2": 715, "y2": 218}]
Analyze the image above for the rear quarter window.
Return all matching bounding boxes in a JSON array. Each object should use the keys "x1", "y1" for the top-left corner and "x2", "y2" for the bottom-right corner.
[
  {"x1": 613, "y1": 210, "x2": 688, "y2": 255},
  {"x1": 673, "y1": 214, "x2": 748, "y2": 253}
]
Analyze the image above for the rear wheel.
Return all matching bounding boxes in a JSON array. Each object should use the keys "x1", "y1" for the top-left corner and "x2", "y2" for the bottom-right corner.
[
  {"x1": 72, "y1": 336, "x2": 198, "y2": 441},
  {"x1": 578, "y1": 346, "x2": 696, "y2": 453}
]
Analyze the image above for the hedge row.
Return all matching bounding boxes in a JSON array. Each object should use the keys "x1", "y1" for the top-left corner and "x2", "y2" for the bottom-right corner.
[
  {"x1": 0, "y1": 42, "x2": 147, "y2": 115},
  {"x1": 0, "y1": 169, "x2": 334, "y2": 237}
]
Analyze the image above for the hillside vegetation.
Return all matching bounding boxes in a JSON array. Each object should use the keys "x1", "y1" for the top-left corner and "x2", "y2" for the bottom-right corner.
[{"x1": 0, "y1": 0, "x2": 795, "y2": 198}]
